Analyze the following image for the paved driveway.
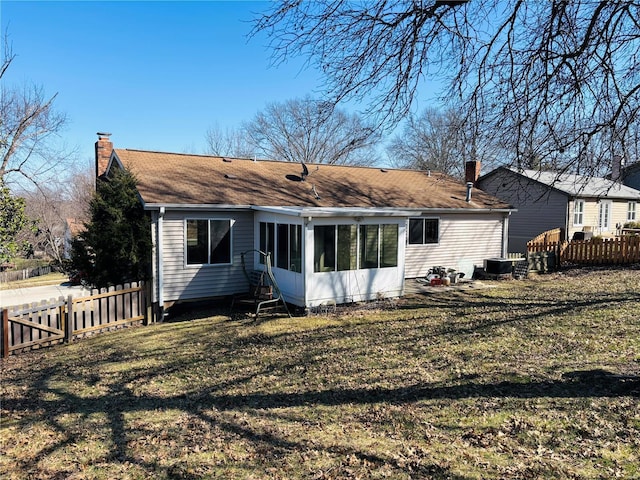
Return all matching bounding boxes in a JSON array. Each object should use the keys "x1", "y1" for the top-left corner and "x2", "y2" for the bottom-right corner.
[{"x1": 0, "y1": 283, "x2": 93, "y2": 309}]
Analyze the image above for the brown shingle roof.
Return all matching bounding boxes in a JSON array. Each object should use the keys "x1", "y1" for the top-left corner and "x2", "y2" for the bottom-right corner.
[{"x1": 114, "y1": 149, "x2": 511, "y2": 211}]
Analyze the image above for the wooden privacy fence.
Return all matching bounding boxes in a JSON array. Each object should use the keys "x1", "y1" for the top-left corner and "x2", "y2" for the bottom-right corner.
[
  {"x1": 527, "y1": 231, "x2": 640, "y2": 270},
  {"x1": 1, "y1": 282, "x2": 150, "y2": 358},
  {"x1": 0, "y1": 265, "x2": 52, "y2": 284},
  {"x1": 528, "y1": 227, "x2": 565, "y2": 246},
  {"x1": 562, "y1": 235, "x2": 640, "y2": 265}
]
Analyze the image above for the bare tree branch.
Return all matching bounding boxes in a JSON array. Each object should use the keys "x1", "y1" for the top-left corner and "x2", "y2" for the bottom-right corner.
[
  {"x1": 253, "y1": 1, "x2": 640, "y2": 175},
  {"x1": 242, "y1": 96, "x2": 381, "y2": 165}
]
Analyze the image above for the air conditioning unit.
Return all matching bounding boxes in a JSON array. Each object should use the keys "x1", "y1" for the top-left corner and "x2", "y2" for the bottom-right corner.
[{"x1": 484, "y1": 258, "x2": 513, "y2": 275}]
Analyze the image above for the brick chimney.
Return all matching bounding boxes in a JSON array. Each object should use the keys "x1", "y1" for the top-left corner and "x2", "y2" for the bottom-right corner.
[
  {"x1": 465, "y1": 160, "x2": 481, "y2": 185},
  {"x1": 95, "y1": 132, "x2": 113, "y2": 178}
]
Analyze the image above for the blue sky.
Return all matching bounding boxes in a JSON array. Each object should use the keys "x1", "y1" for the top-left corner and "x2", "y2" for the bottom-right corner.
[{"x1": 1, "y1": 1, "x2": 442, "y2": 171}]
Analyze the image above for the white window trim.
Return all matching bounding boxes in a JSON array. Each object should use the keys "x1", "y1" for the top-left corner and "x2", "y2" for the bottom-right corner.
[
  {"x1": 184, "y1": 218, "x2": 234, "y2": 267},
  {"x1": 573, "y1": 199, "x2": 584, "y2": 226},
  {"x1": 628, "y1": 201, "x2": 637, "y2": 222}
]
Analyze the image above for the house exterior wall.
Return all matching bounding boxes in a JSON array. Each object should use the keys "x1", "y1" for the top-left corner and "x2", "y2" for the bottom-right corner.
[
  {"x1": 568, "y1": 198, "x2": 635, "y2": 236},
  {"x1": 623, "y1": 165, "x2": 640, "y2": 191},
  {"x1": 153, "y1": 209, "x2": 508, "y2": 309},
  {"x1": 159, "y1": 209, "x2": 254, "y2": 304},
  {"x1": 404, "y1": 212, "x2": 506, "y2": 278},
  {"x1": 478, "y1": 170, "x2": 568, "y2": 253}
]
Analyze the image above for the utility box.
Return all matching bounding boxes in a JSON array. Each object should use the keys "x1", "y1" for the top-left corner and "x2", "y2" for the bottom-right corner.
[{"x1": 484, "y1": 258, "x2": 513, "y2": 275}]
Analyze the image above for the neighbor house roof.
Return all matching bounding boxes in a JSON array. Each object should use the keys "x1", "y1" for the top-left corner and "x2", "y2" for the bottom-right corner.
[
  {"x1": 111, "y1": 149, "x2": 512, "y2": 212},
  {"x1": 483, "y1": 167, "x2": 640, "y2": 200}
]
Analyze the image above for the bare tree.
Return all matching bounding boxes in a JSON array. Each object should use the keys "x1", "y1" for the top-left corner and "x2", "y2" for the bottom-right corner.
[
  {"x1": 243, "y1": 96, "x2": 381, "y2": 165},
  {"x1": 0, "y1": 36, "x2": 70, "y2": 187},
  {"x1": 204, "y1": 123, "x2": 254, "y2": 158},
  {"x1": 253, "y1": 1, "x2": 640, "y2": 176},
  {"x1": 18, "y1": 165, "x2": 94, "y2": 264},
  {"x1": 387, "y1": 108, "x2": 467, "y2": 176}
]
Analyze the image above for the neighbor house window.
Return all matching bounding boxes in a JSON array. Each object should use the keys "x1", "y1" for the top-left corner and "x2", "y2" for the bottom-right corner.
[
  {"x1": 186, "y1": 219, "x2": 231, "y2": 265},
  {"x1": 573, "y1": 199, "x2": 584, "y2": 226},
  {"x1": 408, "y1": 218, "x2": 439, "y2": 244},
  {"x1": 314, "y1": 223, "x2": 398, "y2": 272},
  {"x1": 628, "y1": 202, "x2": 637, "y2": 222}
]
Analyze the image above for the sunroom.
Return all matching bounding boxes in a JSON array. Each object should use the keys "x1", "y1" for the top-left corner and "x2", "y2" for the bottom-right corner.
[{"x1": 252, "y1": 207, "x2": 409, "y2": 308}]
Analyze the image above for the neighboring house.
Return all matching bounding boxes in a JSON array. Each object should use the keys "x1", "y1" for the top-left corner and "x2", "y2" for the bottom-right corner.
[
  {"x1": 477, "y1": 167, "x2": 640, "y2": 253},
  {"x1": 63, "y1": 218, "x2": 85, "y2": 259},
  {"x1": 622, "y1": 161, "x2": 640, "y2": 193},
  {"x1": 95, "y1": 134, "x2": 513, "y2": 313}
]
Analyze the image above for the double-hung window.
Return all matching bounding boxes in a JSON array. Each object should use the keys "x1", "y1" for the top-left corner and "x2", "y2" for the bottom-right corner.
[
  {"x1": 628, "y1": 202, "x2": 637, "y2": 222},
  {"x1": 573, "y1": 199, "x2": 584, "y2": 226},
  {"x1": 186, "y1": 219, "x2": 232, "y2": 265},
  {"x1": 408, "y1": 218, "x2": 439, "y2": 244}
]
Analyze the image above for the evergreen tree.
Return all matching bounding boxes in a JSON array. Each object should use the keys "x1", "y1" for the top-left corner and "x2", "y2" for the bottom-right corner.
[
  {"x1": 71, "y1": 168, "x2": 151, "y2": 288},
  {"x1": 0, "y1": 182, "x2": 33, "y2": 263}
]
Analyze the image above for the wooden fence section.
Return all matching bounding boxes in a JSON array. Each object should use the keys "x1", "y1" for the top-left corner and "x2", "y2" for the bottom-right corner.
[
  {"x1": 0, "y1": 265, "x2": 52, "y2": 284},
  {"x1": 1, "y1": 282, "x2": 150, "y2": 358},
  {"x1": 527, "y1": 231, "x2": 640, "y2": 270},
  {"x1": 562, "y1": 236, "x2": 640, "y2": 265},
  {"x1": 528, "y1": 227, "x2": 565, "y2": 246}
]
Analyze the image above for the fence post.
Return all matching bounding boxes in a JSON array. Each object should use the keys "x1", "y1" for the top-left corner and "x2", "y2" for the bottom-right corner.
[
  {"x1": 144, "y1": 281, "x2": 153, "y2": 325},
  {"x1": 1, "y1": 308, "x2": 8, "y2": 358},
  {"x1": 65, "y1": 295, "x2": 73, "y2": 343}
]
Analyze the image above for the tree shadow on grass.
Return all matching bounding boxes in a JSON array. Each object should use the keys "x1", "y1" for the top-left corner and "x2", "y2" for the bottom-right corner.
[{"x1": 4, "y1": 360, "x2": 638, "y2": 479}]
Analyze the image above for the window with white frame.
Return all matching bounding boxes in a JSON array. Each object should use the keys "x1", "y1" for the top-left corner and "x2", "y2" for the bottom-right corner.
[
  {"x1": 573, "y1": 199, "x2": 584, "y2": 226},
  {"x1": 628, "y1": 201, "x2": 637, "y2": 222},
  {"x1": 314, "y1": 223, "x2": 398, "y2": 272},
  {"x1": 186, "y1": 219, "x2": 232, "y2": 265},
  {"x1": 408, "y1": 218, "x2": 439, "y2": 244},
  {"x1": 260, "y1": 221, "x2": 302, "y2": 272}
]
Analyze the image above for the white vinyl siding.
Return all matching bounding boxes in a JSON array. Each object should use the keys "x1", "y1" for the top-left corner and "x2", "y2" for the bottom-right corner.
[{"x1": 404, "y1": 213, "x2": 505, "y2": 278}]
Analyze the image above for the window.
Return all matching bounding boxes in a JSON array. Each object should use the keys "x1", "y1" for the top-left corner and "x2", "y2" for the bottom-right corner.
[
  {"x1": 261, "y1": 222, "x2": 302, "y2": 271},
  {"x1": 380, "y1": 224, "x2": 398, "y2": 268},
  {"x1": 573, "y1": 199, "x2": 584, "y2": 226},
  {"x1": 276, "y1": 223, "x2": 302, "y2": 272},
  {"x1": 359, "y1": 224, "x2": 379, "y2": 269},
  {"x1": 186, "y1": 219, "x2": 231, "y2": 265},
  {"x1": 337, "y1": 225, "x2": 357, "y2": 271},
  {"x1": 314, "y1": 225, "x2": 335, "y2": 272},
  {"x1": 628, "y1": 202, "x2": 637, "y2": 222},
  {"x1": 313, "y1": 223, "x2": 399, "y2": 272},
  {"x1": 408, "y1": 218, "x2": 439, "y2": 244},
  {"x1": 259, "y1": 222, "x2": 275, "y2": 265}
]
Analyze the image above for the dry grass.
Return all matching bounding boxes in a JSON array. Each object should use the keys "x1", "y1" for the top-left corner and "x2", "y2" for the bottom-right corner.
[{"x1": 1, "y1": 267, "x2": 639, "y2": 479}]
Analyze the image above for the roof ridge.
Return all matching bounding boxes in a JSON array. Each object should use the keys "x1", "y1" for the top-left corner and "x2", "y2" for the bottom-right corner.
[{"x1": 115, "y1": 148, "x2": 449, "y2": 175}]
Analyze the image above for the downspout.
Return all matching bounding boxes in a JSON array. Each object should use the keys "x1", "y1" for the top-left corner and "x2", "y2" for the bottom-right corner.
[
  {"x1": 157, "y1": 206, "x2": 165, "y2": 320},
  {"x1": 502, "y1": 211, "x2": 511, "y2": 257}
]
